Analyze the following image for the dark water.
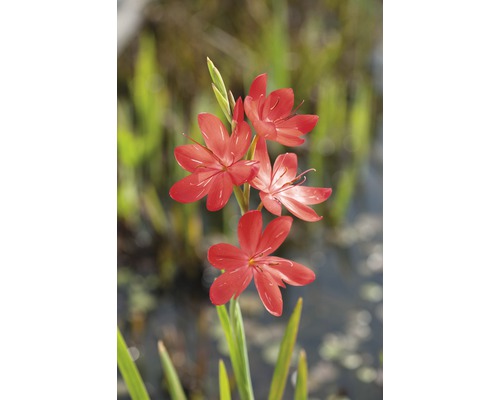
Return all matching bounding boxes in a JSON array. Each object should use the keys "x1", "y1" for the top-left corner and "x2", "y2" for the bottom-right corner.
[{"x1": 118, "y1": 128, "x2": 382, "y2": 400}]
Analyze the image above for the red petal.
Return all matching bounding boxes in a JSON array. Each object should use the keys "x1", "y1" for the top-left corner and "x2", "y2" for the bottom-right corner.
[
  {"x1": 229, "y1": 120, "x2": 252, "y2": 161},
  {"x1": 206, "y1": 172, "x2": 233, "y2": 211},
  {"x1": 256, "y1": 215, "x2": 292, "y2": 256},
  {"x1": 264, "y1": 88, "x2": 294, "y2": 121},
  {"x1": 208, "y1": 243, "x2": 248, "y2": 270},
  {"x1": 275, "y1": 132, "x2": 305, "y2": 147},
  {"x1": 262, "y1": 256, "x2": 316, "y2": 286},
  {"x1": 232, "y1": 97, "x2": 244, "y2": 124},
  {"x1": 198, "y1": 113, "x2": 229, "y2": 160},
  {"x1": 227, "y1": 160, "x2": 259, "y2": 186},
  {"x1": 209, "y1": 267, "x2": 253, "y2": 305},
  {"x1": 277, "y1": 114, "x2": 319, "y2": 134},
  {"x1": 271, "y1": 153, "x2": 297, "y2": 188},
  {"x1": 253, "y1": 119, "x2": 278, "y2": 140},
  {"x1": 237, "y1": 210, "x2": 262, "y2": 256},
  {"x1": 278, "y1": 193, "x2": 322, "y2": 222},
  {"x1": 260, "y1": 192, "x2": 282, "y2": 216},
  {"x1": 285, "y1": 186, "x2": 332, "y2": 205},
  {"x1": 248, "y1": 74, "x2": 267, "y2": 100},
  {"x1": 169, "y1": 171, "x2": 218, "y2": 203},
  {"x1": 244, "y1": 96, "x2": 260, "y2": 123},
  {"x1": 252, "y1": 137, "x2": 271, "y2": 184},
  {"x1": 174, "y1": 144, "x2": 217, "y2": 172},
  {"x1": 254, "y1": 269, "x2": 283, "y2": 316}
]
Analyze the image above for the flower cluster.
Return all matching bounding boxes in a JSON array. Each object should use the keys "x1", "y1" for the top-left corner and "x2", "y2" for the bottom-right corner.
[{"x1": 170, "y1": 72, "x2": 331, "y2": 316}]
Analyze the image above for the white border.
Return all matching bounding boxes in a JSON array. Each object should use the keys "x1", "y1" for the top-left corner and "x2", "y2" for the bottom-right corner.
[
  {"x1": 0, "y1": 1, "x2": 116, "y2": 398},
  {"x1": 385, "y1": 1, "x2": 500, "y2": 398}
]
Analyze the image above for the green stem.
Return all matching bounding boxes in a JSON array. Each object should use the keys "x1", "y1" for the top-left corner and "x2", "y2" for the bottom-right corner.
[
  {"x1": 256, "y1": 202, "x2": 263, "y2": 211},
  {"x1": 233, "y1": 185, "x2": 247, "y2": 214}
]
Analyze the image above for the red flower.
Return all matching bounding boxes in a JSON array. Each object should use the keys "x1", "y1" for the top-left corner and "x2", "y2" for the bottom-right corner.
[
  {"x1": 169, "y1": 99, "x2": 259, "y2": 211},
  {"x1": 243, "y1": 73, "x2": 319, "y2": 146},
  {"x1": 251, "y1": 138, "x2": 332, "y2": 222},
  {"x1": 208, "y1": 210, "x2": 315, "y2": 316}
]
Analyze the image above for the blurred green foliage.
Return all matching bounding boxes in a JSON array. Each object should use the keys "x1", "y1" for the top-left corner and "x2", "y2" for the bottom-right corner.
[{"x1": 117, "y1": 0, "x2": 382, "y2": 282}]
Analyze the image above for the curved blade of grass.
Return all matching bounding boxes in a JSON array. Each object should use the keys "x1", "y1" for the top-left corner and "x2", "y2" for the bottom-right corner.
[
  {"x1": 158, "y1": 340, "x2": 187, "y2": 400},
  {"x1": 230, "y1": 298, "x2": 254, "y2": 400},
  {"x1": 294, "y1": 350, "x2": 308, "y2": 400},
  {"x1": 219, "y1": 359, "x2": 232, "y2": 400},
  {"x1": 117, "y1": 327, "x2": 151, "y2": 400},
  {"x1": 268, "y1": 297, "x2": 303, "y2": 400},
  {"x1": 216, "y1": 304, "x2": 246, "y2": 400}
]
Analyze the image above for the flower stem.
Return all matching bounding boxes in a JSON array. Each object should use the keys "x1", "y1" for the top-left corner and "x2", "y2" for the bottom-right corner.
[
  {"x1": 233, "y1": 185, "x2": 247, "y2": 215},
  {"x1": 256, "y1": 202, "x2": 263, "y2": 211}
]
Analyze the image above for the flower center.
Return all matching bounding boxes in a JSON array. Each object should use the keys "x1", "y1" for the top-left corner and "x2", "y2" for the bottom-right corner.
[{"x1": 248, "y1": 258, "x2": 263, "y2": 272}]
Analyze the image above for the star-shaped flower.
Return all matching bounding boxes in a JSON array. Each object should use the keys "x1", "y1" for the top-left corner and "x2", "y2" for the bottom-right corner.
[
  {"x1": 169, "y1": 99, "x2": 259, "y2": 211},
  {"x1": 250, "y1": 138, "x2": 332, "y2": 222},
  {"x1": 244, "y1": 73, "x2": 319, "y2": 146},
  {"x1": 208, "y1": 210, "x2": 315, "y2": 316}
]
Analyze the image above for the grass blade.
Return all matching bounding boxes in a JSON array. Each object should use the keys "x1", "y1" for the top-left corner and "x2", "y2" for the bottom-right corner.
[
  {"x1": 216, "y1": 304, "x2": 246, "y2": 400},
  {"x1": 230, "y1": 299, "x2": 254, "y2": 400},
  {"x1": 219, "y1": 359, "x2": 232, "y2": 400},
  {"x1": 117, "y1": 327, "x2": 151, "y2": 400},
  {"x1": 294, "y1": 350, "x2": 308, "y2": 400},
  {"x1": 268, "y1": 298, "x2": 303, "y2": 400},
  {"x1": 158, "y1": 340, "x2": 187, "y2": 400}
]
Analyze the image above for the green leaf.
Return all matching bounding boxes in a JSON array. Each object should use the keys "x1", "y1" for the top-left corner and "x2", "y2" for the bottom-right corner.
[
  {"x1": 216, "y1": 305, "x2": 243, "y2": 397},
  {"x1": 294, "y1": 350, "x2": 308, "y2": 400},
  {"x1": 207, "y1": 57, "x2": 228, "y2": 101},
  {"x1": 212, "y1": 83, "x2": 232, "y2": 124},
  {"x1": 117, "y1": 327, "x2": 150, "y2": 400},
  {"x1": 268, "y1": 298, "x2": 303, "y2": 400},
  {"x1": 219, "y1": 359, "x2": 232, "y2": 400},
  {"x1": 230, "y1": 299, "x2": 254, "y2": 400},
  {"x1": 207, "y1": 57, "x2": 232, "y2": 123},
  {"x1": 216, "y1": 303, "x2": 253, "y2": 400},
  {"x1": 158, "y1": 340, "x2": 188, "y2": 400},
  {"x1": 228, "y1": 90, "x2": 236, "y2": 112}
]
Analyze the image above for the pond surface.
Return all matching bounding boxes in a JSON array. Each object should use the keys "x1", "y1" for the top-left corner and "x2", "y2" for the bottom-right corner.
[{"x1": 118, "y1": 129, "x2": 382, "y2": 400}]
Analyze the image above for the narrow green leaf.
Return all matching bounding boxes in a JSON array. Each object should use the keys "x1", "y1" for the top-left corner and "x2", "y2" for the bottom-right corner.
[
  {"x1": 268, "y1": 298, "x2": 303, "y2": 400},
  {"x1": 230, "y1": 299, "x2": 254, "y2": 400},
  {"x1": 117, "y1": 327, "x2": 151, "y2": 400},
  {"x1": 212, "y1": 83, "x2": 232, "y2": 124},
  {"x1": 216, "y1": 305, "x2": 246, "y2": 400},
  {"x1": 158, "y1": 340, "x2": 188, "y2": 400},
  {"x1": 207, "y1": 57, "x2": 228, "y2": 99},
  {"x1": 228, "y1": 90, "x2": 236, "y2": 112},
  {"x1": 219, "y1": 359, "x2": 232, "y2": 400},
  {"x1": 294, "y1": 350, "x2": 308, "y2": 400}
]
